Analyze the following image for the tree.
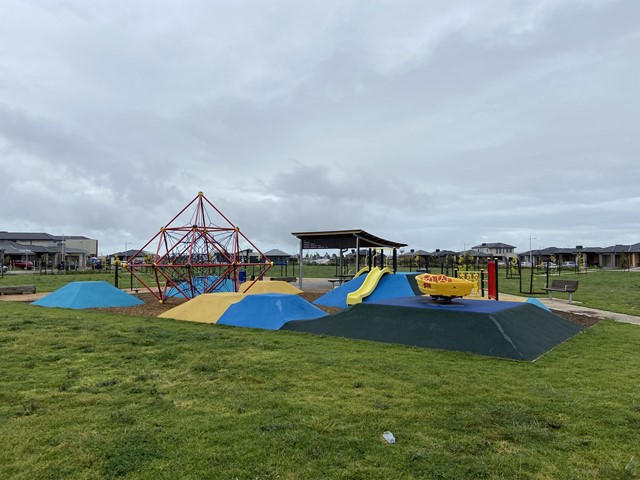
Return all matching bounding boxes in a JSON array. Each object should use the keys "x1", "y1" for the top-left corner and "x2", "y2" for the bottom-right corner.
[{"x1": 620, "y1": 253, "x2": 629, "y2": 271}]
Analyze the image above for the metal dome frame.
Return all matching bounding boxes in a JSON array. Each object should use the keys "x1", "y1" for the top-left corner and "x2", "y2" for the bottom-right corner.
[{"x1": 124, "y1": 192, "x2": 272, "y2": 302}]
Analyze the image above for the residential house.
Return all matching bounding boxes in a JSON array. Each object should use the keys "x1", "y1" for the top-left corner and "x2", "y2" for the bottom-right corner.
[
  {"x1": 0, "y1": 232, "x2": 97, "y2": 268},
  {"x1": 472, "y1": 242, "x2": 516, "y2": 263}
]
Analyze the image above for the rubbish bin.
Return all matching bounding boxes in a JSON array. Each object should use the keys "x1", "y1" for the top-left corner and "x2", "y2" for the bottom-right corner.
[{"x1": 239, "y1": 270, "x2": 246, "y2": 283}]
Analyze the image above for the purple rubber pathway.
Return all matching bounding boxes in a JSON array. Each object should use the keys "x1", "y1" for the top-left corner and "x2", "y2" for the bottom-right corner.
[
  {"x1": 217, "y1": 293, "x2": 327, "y2": 330},
  {"x1": 32, "y1": 281, "x2": 144, "y2": 310},
  {"x1": 369, "y1": 296, "x2": 523, "y2": 313}
]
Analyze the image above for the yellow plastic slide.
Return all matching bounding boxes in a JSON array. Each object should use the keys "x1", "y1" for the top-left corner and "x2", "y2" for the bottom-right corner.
[
  {"x1": 346, "y1": 267, "x2": 393, "y2": 305},
  {"x1": 353, "y1": 266, "x2": 371, "y2": 278}
]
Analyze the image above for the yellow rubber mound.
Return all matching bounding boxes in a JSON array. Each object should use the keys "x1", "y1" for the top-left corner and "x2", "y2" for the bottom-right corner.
[
  {"x1": 240, "y1": 281, "x2": 302, "y2": 295},
  {"x1": 159, "y1": 292, "x2": 246, "y2": 324}
]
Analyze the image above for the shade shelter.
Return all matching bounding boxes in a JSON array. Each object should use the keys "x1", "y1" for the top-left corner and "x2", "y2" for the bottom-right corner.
[{"x1": 291, "y1": 229, "x2": 407, "y2": 289}]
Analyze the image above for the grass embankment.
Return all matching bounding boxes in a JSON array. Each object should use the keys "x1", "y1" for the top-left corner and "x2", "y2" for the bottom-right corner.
[{"x1": 0, "y1": 302, "x2": 639, "y2": 479}]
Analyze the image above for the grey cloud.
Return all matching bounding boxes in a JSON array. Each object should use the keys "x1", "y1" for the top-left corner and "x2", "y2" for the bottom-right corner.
[{"x1": 0, "y1": 0, "x2": 638, "y2": 254}]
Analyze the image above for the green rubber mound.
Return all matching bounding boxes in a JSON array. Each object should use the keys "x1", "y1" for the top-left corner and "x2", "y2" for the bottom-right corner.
[{"x1": 281, "y1": 302, "x2": 584, "y2": 361}]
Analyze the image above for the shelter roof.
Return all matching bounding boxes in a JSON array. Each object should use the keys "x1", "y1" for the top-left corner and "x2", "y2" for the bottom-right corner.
[{"x1": 292, "y1": 229, "x2": 406, "y2": 250}]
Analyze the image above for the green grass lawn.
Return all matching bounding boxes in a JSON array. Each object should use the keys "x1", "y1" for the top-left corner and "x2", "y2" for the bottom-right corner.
[
  {"x1": 0, "y1": 301, "x2": 639, "y2": 479},
  {"x1": 497, "y1": 268, "x2": 640, "y2": 316}
]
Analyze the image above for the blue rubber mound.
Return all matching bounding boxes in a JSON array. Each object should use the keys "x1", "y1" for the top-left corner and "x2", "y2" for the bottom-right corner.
[
  {"x1": 314, "y1": 273, "x2": 417, "y2": 309},
  {"x1": 363, "y1": 273, "x2": 417, "y2": 303},
  {"x1": 314, "y1": 275, "x2": 366, "y2": 308},
  {"x1": 32, "y1": 281, "x2": 144, "y2": 310},
  {"x1": 166, "y1": 276, "x2": 235, "y2": 298},
  {"x1": 218, "y1": 293, "x2": 327, "y2": 330},
  {"x1": 526, "y1": 297, "x2": 551, "y2": 312}
]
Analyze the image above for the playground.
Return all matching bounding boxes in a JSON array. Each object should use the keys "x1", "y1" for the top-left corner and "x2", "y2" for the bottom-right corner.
[
  {"x1": 19, "y1": 193, "x2": 599, "y2": 361},
  {"x1": 29, "y1": 265, "x2": 587, "y2": 360}
]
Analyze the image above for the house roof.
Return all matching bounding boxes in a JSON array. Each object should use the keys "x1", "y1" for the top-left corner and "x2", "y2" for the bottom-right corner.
[
  {"x1": 292, "y1": 229, "x2": 407, "y2": 250},
  {"x1": 430, "y1": 249, "x2": 458, "y2": 257},
  {"x1": 398, "y1": 249, "x2": 432, "y2": 257},
  {"x1": 27, "y1": 245, "x2": 59, "y2": 254},
  {"x1": 472, "y1": 242, "x2": 516, "y2": 249},
  {"x1": 0, "y1": 240, "x2": 34, "y2": 255},
  {"x1": 602, "y1": 244, "x2": 633, "y2": 253},
  {"x1": 263, "y1": 249, "x2": 291, "y2": 258},
  {"x1": 113, "y1": 249, "x2": 146, "y2": 257},
  {"x1": 0, "y1": 232, "x2": 59, "y2": 242},
  {"x1": 459, "y1": 249, "x2": 492, "y2": 257}
]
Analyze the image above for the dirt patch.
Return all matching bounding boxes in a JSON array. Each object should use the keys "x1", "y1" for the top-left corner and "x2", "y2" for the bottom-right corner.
[
  {"x1": 92, "y1": 292, "x2": 189, "y2": 317},
  {"x1": 299, "y1": 291, "x2": 342, "y2": 315},
  {"x1": 93, "y1": 291, "x2": 338, "y2": 317},
  {"x1": 550, "y1": 309, "x2": 602, "y2": 328}
]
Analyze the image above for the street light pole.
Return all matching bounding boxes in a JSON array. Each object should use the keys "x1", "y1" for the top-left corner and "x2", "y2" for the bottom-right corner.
[{"x1": 529, "y1": 236, "x2": 537, "y2": 266}]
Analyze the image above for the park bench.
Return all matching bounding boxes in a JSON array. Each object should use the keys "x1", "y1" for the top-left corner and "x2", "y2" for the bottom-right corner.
[
  {"x1": 328, "y1": 279, "x2": 341, "y2": 288},
  {"x1": 542, "y1": 279, "x2": 579, "y2": 302},
  {"x1": 0, "y1": 285, "x2": 36, "y2": 295}
]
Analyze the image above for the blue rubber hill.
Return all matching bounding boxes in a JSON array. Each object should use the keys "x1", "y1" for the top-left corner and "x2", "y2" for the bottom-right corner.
[
  {"x1": 217, "y1": 293, "x2": 326, "y2": 330},
  {"x1": 32, "y1": 281, "x2": 144, "y2": 310},
  {"x1": 314, "y1": 272, "x2": 417, "y2": 309}
]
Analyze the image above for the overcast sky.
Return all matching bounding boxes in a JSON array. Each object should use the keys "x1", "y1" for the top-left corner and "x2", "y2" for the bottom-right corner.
[{"x1": 1, "y1": 0, "x2": 638, "y2": 256}]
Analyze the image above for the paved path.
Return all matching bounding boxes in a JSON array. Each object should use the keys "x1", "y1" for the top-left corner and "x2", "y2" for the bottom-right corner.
[{"x1": 298, "y1": 278, "x2": 337, "y2": 293}]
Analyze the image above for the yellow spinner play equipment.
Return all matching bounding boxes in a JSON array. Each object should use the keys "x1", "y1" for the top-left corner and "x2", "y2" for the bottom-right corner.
[{"x1": 415, "y1": 273, "x2": 474, "y2": 302}]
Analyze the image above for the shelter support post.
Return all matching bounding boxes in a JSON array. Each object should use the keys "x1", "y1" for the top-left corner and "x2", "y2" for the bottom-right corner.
[
  {"x1": 392, "y1": 248, "x2": 397, "y2": 272},
  {"x1": 298, "y1": 239, "x2": 303, "y2": 290}
]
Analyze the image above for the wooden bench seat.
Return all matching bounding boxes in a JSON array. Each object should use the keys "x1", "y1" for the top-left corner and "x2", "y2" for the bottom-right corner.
[
  {"x1": 0, "y1": 285, "x2": 36, "y2": 295},
  {"x1": 542, "y1": 279, "x2": 578, "y2": 302}
]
